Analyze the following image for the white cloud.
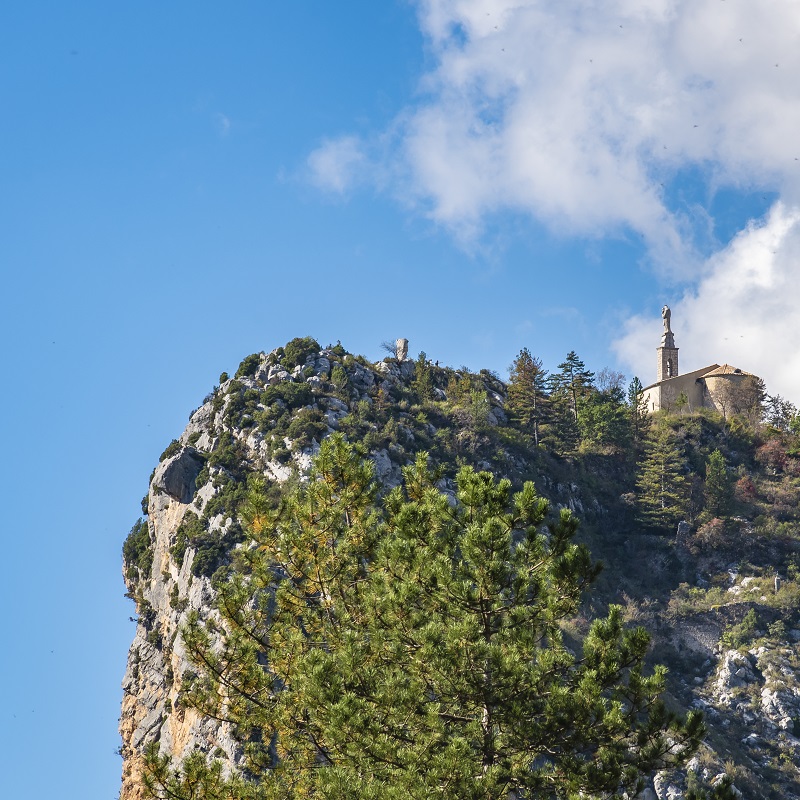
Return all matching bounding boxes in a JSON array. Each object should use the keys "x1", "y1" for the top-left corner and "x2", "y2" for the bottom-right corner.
[
  {"x1": 406, "y1": 0, "x2": 800, "y2": 260},
  {"x1": 306, "y1": 136, "x2": 366, "y2": 194},
  {"x1": 313, "y1": 1, "x2": 800, "y2": 265},
  {"x1": 613, "y1": 202, "x2": 800, "y2": 399}
]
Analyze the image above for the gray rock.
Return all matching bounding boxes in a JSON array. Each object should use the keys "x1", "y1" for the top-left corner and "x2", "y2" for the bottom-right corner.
[
  {"x1": 491, "y1": 406, "x2": 507, "y2": 425},
  {"x1": 399, "y1": 360, "x2": 415, "y2": 380},
  {"x1": 267, "y1": 366, "x2": 291, "y2": 384},
  {"x1": 325, "y1": 397, "x2": 349, "y2": 414},
  {"x1": 130, "y1": 707, "x2": 163, "y2": 749},
  {"x1": 187, "y1": 401, "x2": 213, "y2": 431},
  {"x1": 371, "y1": 449, "x2": 402, "y2": 489},
  {"x1": 350, "y1": 364, "x2": 376, "y2": 389},
  {"x1": 152, "y1": 447, "x2": 205, "y2": 503},
  {"x1": 653, "y1": 770, "x2": 683, "y2": 800},
  {"x1": 395, "y1": 338, "x2": 409, "y2": 362},
  {"x1": 715, "y1": 650, "x2": 758, "y2": 698}
]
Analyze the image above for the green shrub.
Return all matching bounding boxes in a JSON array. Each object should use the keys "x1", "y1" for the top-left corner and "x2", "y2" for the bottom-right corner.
[
  {"x1": 271, "y1": 443, "x2": 292, "y2": 463},
  {"x1": 169, "y1": 508, "x2": 243, "y2": 578},
  {"x1": 123, "y1": 518, "x2": 153, "y2": 581},
  {"x1": 191, "y1": 523, "x2": 243, "y2": 577},
  {"x1": 171, "y1": 512, "x2": 205, "y2": 568},
  {"x1": 331, "y1": 364, "x2": 349, "y2": 395},
  {"x1": 286, "y1": 408, "x2": 328, "y2": 449},
  {"x1": 159, "y1": 439, "x2": 181, "y2": 463},
  {"x1": 263, "y1": 382, "x2": 312, "y2": 409},
  {"x1": 169, "y1": 584, "x2": 188, "y2": 612},
  {"x1": 721, "y1": 607, "x2": 759, "y2": 649},
  {"x1": 191, "y1": 540, "x2": 225, "y2": 577},
  {"x1": 235, "y1": 353, "x2": 262, "y2": 379},
  {"x1": 194, "y1": 464, "x2": 210, "y2": 494},
  {"x1": 283, "y1": 337, "x2": 320, "y2": 371},
  {"x1": 207, "y1": 432, "x2": 249, "y2": 477},
  {"x1": 202, "y1": 476, "x2": 249, "y2": 522}
]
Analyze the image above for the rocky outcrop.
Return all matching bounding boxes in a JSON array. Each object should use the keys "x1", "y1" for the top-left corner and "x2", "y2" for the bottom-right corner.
[
  {"x1": 120, "y1": 344, "x2": 527, "y2": 799},
  {"x1": 152, "y1": 447, "x2": 204, "y2": 503},
  {"x1": 395, "y1": 337, "x2": 409, "y2": 362}
]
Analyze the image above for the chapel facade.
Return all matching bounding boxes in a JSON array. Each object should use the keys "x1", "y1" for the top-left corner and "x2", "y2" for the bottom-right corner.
[{"x1": 641, "y1": 306, "x2": 758, "y2": 414}]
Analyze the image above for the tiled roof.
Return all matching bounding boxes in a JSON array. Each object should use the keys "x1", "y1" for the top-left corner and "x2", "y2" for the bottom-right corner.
[
  {"x1": 641, "y1": 364, "x2": 720, "y2": 391},
  {"x1": 700, "y1": 364, "x2": 752, "y2": 378}
]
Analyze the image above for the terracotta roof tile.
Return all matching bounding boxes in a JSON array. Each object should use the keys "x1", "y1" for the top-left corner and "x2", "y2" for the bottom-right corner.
[{"x1": 700, "y1": 364, "x2": 752, "y2": 378}]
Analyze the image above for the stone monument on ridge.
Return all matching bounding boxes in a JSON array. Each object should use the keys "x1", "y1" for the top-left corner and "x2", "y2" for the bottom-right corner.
[{"x1": 395, "y1": 338, "x2": 409, "y2": 362}]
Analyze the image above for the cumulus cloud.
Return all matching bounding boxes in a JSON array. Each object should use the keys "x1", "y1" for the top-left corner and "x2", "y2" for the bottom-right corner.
[
  {"x1": 613, "y1": 202, "x2": 800, "y2": 398},
  {"x1": 312, "y1": 1, "x2": 800, "y2": 263},
  {"x1": 306, "y1": 136, "x2": 366, "y2": 194},
  {"x1": 406, "y1": 0, "x2": 800, "y2": 259}
]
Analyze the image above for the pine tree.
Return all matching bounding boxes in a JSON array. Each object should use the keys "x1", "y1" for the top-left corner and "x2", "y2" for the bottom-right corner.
[
  {"x1": 549, "y1": 351, "x2": 595, "y2": 450},
  {"x1": 330, "y1": 362, "x2": 349, "y2": 397},
  {"x1": 704, "y1": 449, "x2": 733, "y2": 518},
  {"x1": 144, "y1": 436, "x2": 703, "y2": 799},
  {"x1": 636, "y1": 426, "x2": 688, "y2": 527},
  {"x1": 627, "y1": 376, "x2": 650, "y2": 447},
  {"x1": 413, "y1": 350, "x2": 434, "y2": 402},
  {"x1": 580, "y1": 389, "x2": 630, "y2": 450},
  {"x1": 550, "y1": 351, "x2": 595, "y2": 425},
  {"x1": 507, "y1": 347, "x2": 549, "y2": 446}
]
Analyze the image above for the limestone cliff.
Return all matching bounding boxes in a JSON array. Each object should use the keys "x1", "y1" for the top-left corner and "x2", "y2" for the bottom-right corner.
[
  {"x1": 119, "y1": 344, "x2": 517, "y2": 800},
  {"x1": 120, "y1": 340, "x2": 800, "y2": 800}
]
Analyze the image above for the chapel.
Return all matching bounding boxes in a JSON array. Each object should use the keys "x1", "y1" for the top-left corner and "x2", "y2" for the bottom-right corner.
[{"x1": 641, "y1": 306, "x2": 758, "y2": 414}]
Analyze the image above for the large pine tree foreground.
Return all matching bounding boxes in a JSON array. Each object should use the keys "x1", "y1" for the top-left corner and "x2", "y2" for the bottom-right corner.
[{"x1": 144, "y1": 435, "x2": 703, "y2": 800}]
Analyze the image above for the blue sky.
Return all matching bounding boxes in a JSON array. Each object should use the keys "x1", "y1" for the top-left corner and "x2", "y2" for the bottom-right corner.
[{"x1": 2, "y1": 2, "x2": 800, "y2": 797}]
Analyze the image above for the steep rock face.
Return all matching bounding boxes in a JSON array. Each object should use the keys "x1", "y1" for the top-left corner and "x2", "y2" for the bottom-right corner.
[
  {"x1": 152, "y1": 448, "x2": 205, "y2": 504},
  {"x1": 119, "y1": 346, "x2": 519, "y2": 799},
  {"x1": 120, "y1": 442, "x2": 237, "y2": 800}
]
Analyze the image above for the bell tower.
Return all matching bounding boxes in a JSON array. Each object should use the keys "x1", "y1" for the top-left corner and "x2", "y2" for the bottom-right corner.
[{"x1": 657, "y1": 305, "x2": 678, "y2": 382}]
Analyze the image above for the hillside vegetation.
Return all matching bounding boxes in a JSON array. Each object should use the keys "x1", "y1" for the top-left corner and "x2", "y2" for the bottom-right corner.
[{"x1": 121, "y1": 338, "x2": 800, "y2": 800}]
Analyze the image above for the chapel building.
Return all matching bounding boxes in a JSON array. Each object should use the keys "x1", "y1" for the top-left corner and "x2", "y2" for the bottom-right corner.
[{"x1": 641, "y1": 306, "x2": 758, "y2": 414}]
